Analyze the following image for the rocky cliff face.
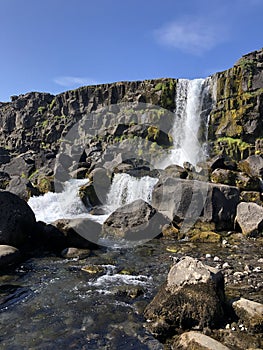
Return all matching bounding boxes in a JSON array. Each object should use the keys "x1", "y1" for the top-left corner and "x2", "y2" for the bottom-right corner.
[
  {"x1": 209, "y1": 48, "x2": 263, "y2": 159},
  {"x1": 0, "y1": 48, "x2": 262, "y2": 184}
]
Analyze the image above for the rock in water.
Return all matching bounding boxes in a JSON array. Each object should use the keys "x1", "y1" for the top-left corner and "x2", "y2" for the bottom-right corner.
[
  {"x1": 0, "y1": 191, "x2": 36, "y2": 247},
  {"x1": 102, "y1": 199, "x2": 169, "y2": 243},
  {"x1": 144, "y1": 256, "x2": 227, "y2": 340}
]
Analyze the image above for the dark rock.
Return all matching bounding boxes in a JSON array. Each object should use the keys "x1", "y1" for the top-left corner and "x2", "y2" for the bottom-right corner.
[
  {"x1": 152, "y1": 178, "x2": 239, "y2": 231},
  {"x1": 0, "y1": 245, "x2": 21, "y2": 268},
  {"x1": 211, "y1": 168, "x2": 237, "y2": 186},
  {"x1": 235, "y1": 202, "x2": 263, "y2": 237},
  {"x1": 102, "y1": 199, "x2": 169, "y2": 243},
  {"x1": 33, "y1": 221, "x2": 67, "y2": 251},
  {"x1": 163, "y1": 164, "x2": 188, "y2": 179},
  {"x1": 7, "y1": 176, "x2": 40, "y2": 201},
  {"x1": 0, "y1": 191, "x2": 36, "y2": 247},
  {"x1": 2, "y1": 153, "x2": 35, "y2": 178},
  {"x1": 240, "y1": 191, "x2": 263, "y2": 206},
  {"x1": 53, "y1": 218, "x2": 101, "y2": 248},
  {"x1": 0, "y1": 147, "x2": 10, "y2": 165},
  {"x1": 144, "y1": 256, "x2": 227, "y2": 340},
  {"x1": 0, "y1": 171, "x2": 10, "y2": 189},
  {"x1": 235, "y1": 172, "x2": 261, "y2": 191}
]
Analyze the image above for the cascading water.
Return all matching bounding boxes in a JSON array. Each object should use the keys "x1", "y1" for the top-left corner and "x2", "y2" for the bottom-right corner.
[
  {"x1": 28, "y1": 179, "x2": 90, "y2": 223},
  {"x1": 160, "y1": 78, "x2": 211, "y2": 168},
  {"x1": 105, "y1": 173, "x2": 159, "y2": 212}
]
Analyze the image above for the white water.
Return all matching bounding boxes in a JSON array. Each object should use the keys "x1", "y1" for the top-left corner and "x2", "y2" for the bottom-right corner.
[
  {"x1": 28, "y1": 179, "x2": 91, "y2": 223},
  {"x1": 160, "y1": 78, "x2": 208, "y2": 168},
  {"x1": 105, "y1": 173, "x2": 159, "y2": 212}
]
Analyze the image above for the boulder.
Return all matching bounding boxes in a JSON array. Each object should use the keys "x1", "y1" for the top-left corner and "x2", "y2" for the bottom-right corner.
[
  {"x1": 53, "y1": 218, "x2": 101, "y2": 248},
  {"x1": 0, "y1": 245, "x2": 21, "y2": 268},
  {"x1": 144, "y1": 256, "x2": 227, "y2": 340},
  {"x1": 238, "y1": 155, "x2": 263, "y2": 177},
  {"x1": 235, "y1": 172, "x2": 261, "y2": 191},
  {"x1": 2, "y1": 153, "x2": 35, "y2": 178},
  {"x1": 235, "y1": 202, "x2": 263, "y2": 237},
  {"x1": 210, "y1": 168, "x2": 236, "y2": 186},
  {"x1": 0, "y1": 191, "x2": 36, "y2": 247},
  {"x1": 7, "y1": 176, "x2": 40, "y2": 201},
  {"x1": 173, "y1": 331, "x2": 231, "y2": 350},
  {"x1": 152, "y1": 178, "x2": 239, "y2": 231},
  {"x1": 102, "y1": 199, "x2": 169, "y2": 243},
  {"x1": 232, "y1": 297, "x2": 263, "y2": 332}
]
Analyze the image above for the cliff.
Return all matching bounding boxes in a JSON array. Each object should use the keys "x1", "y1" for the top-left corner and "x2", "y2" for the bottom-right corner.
[{"x1": 0, "y1": 48, "x2": 262, "y2": 188}]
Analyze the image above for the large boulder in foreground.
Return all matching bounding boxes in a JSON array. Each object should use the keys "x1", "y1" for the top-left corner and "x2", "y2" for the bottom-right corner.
[
  {"x1": 235, "y1": 202, "x2": 263, "y2": 237},
  {"x1": 0, "y1": 191, "x2": 36, "y2": 247},
  {"x1": 173, "y1": 331, "x2": 231, "y2": 350},
  {"x1": 102, "y1": 199, "x2": 169, "y2": 244},
  {"x1": 152, "y1": 178, "x2": 239, "y2": 231},
  {"x1": 144, "y1": 256, "x2": 226, "y2": 340}
]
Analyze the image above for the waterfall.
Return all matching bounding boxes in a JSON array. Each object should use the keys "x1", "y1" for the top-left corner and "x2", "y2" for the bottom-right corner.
[
  {"x1": 105, "y1": 173, "x2": 159, "y2": 212},
  {"x1": 28, "y1": 179, "x2": 90, "y2": 223},
  {"x1": 160, "y1": 78, "x2": 211, "y2": 168}
]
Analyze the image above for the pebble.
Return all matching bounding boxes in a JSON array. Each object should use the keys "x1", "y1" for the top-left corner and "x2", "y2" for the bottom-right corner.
[
  {"x1": 205, "y1": 253, "x2": 211, "y2": 259},
  {"x1": 214, "y1": 256, "x2": 220, "y2": 262},
  {"x1": 253, "y1": 266, "x2": 261, "y2": 272},
  {"x1": 222, "y1": 262, "x2": 230, "y2": 269}
]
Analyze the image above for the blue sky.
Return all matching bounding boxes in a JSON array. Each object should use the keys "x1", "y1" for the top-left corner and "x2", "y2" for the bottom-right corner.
[{"x1": 0, "y1": 0, "x2": 262, "y2": 102}]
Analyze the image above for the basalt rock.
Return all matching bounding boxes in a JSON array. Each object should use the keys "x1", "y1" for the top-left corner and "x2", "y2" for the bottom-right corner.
[
  {"x1": 235, "y1": 202, "x2": 263, "y2": 237},
  {"x1": 144, "y1": 256, "x2": 227, "y2": 340},
  {"x1": 152, "y1": 178, "x2": 239, "y2": 231},
  {"x1": 0, "y1": 191, "x2": 36, "y2": 248},
  {"x1": 102, "y1": 199, "x2": 169, "y2": 244}
]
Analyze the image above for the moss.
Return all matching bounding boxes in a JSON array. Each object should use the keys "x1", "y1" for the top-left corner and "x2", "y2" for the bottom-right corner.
[
  {"x1": 42, "y1": 119, "x2": 49, "y2": 128},
  {"x1": 49, "y1": 98, "x2": 56, "y2": 110},
  {"x1": 214, "y1": 137, "x2": 251, "y2": 160},
  {"x1": 37, "y1": 106, "x2": 46, "y2": 114}
]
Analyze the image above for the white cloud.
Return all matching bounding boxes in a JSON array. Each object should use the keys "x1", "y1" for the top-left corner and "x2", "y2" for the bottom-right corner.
[
  {"x1": 155, "y1": 16, "x2": 225, "y2": 55},
  {"x1": 54, "y1": 76, "x2": 99, "y2": 87}
]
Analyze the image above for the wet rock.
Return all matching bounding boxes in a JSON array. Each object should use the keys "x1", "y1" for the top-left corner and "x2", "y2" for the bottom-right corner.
[
  {"x1": 173, "y1": 331, "x2": 231, "y2": 350},
  {"x1": 102, "y1": 199, "x2": 169, "y2": 243},
  {"x1": 0, "y1": 245, "x2": 21, "y2": 268},
  {"x1": 152, "y1": 178, "x2": 239, "y2": 231},
  {"x1": 235, "y1": 202, "x2": 263, "y2": 237},
  {"x1": 0, "y1": 191, "x2": 36, "y2": 247},
  {"x1": 81, "y1": 265, "x2": 105, "y2": 275},
  {"x1": 61, "y1": 247, "x2": 91, "y2": 259},
  {"x1": 232, "y1": 297, "x2": 263, "y2": 332},
  {"x1": 53, "y1": 218, "x2": 101, "y2": 248},
  {"x1": 144, "y1": 256, "x2": 227, "y2": 340}
]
